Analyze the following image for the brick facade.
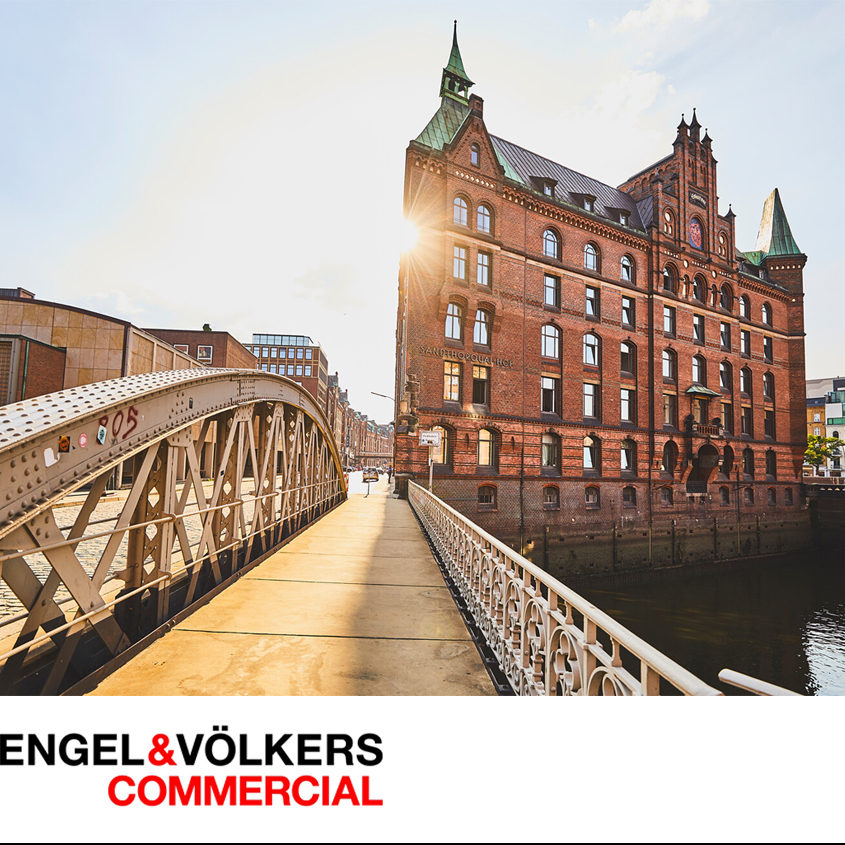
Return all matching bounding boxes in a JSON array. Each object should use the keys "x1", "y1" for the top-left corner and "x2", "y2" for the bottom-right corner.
[
  {"x1": 394, "y1": 31, "x2": 809, "y2": 571},
  {"x1": 144, "y1": 329, "x2": 256, "y2": 369}
]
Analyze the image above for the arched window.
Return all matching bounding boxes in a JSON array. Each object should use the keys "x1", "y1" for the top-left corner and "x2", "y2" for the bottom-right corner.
[
  {"x1": 542, "y1": 324, "x2": 560, "y2": 359},
  {"x1": 692, "y1": 355, "x2": 705, "y2": 384},
  {"x1": 662, "y1": 349, "x2": 676, "y2": 380},
  {"x1": 431, "y1": 425, "x2": 451, "y2": 465},
  {"x1": 766, "y1": 449, "x2": 777, "y2": 479},
  {"x1": 478, "y1": 485, "x2": 497, "y2": 510},
  {"x1": 692, "y1": 275, "x2": 705, "y2": 301},
  {"x1": 473, "y1": 309, "x2": 490, "y2": 346},
  {"x1": 689, "y1": 216, "x2": 704, "y2": 250},
  {"x1": 740, "y1": 366, "x2": 751, "y2": 395},
  {"x1": 585, "y1": 486, "x2": 600, "y2": 508},
  {"x1": 478, "y1": 428, "x2": 496, "y2": 467},
  {"x1": 470, "y1": 143, "x2": 480, "y2": 166},
  {"x1": 721, "y1": 362, "x2": 733, "y2": 391},
  {"x1": 785, "y1": 487, "x2": 793, "y2": 506},
  {"x1": 620, "y1": 341, "x2": 635, "y2": 374},
  {"x1": 543, "y1": 229, "x2": 560, "y2": 259},
  {"x1": 718, "y1": 231, "x2": 728, "y2": 257},
  {"x1": 543, "y1": 486, "x2": 560, "y2": 510},
  {"x1": 622, "y1": 486, "x2": 637, "y2": 507},
  {"x1": 621, "y1": 255, "x2": 634, "y2": 283},
  {"x1": 763, "y1": 372, "x2": 774, "y2": 400},
  {"x1": 453, "y1": 196, "x2": 468, "y2": 226},
  {"x1": 719, "y1": 486, "x2": 730, "y2": 505},
  {"x1": 661, "y1": 440, "x2": 678, "y2": 475},
  {"x1": 743, "y1": 448, "x2": 754, "y2": 478},
  {"x1": 583, "y1": 333, "x2": 600, "y2": 366},
  {"x1": 744, "y1": 487, "x2": 755, "y2": 505},
  {"x1": 721, "y1": 446, "x2": 734, "y2": 478},
  {"x1": 584, "y1": 242, "x2": 599, "y2": 272},
  {"x1": 663, "y1": 265, "x2": 677, "y2": 293},
  {"x1": 663, "y1": 209, "x2": 674, "y2": 236},
  {"x1": 477, "y1": 204, "x2": 491, "y2": 234},
  {"x1": 445, "y1": 303, "x2": 462, "y2": 340},
  {"x1": 621, "y1": 438, "x2": 636, "y2": 473},
  {"x1": 720, "y1": 285, "x2": 733, "y2": 312},
  {"x1": 762, "y1": 302, "x2": 772, "y2": 325},
  {"x1": 542, "y1": 433, "x2": 560, "y2": 471},
  {"x1": 583, "y1": 434, "x2": 601, "y2": 472},
  {"x1": 767, "y1": 487, "x2": 777, "y2": 506},
  {"x1": 660, "y1": 486, "x2": 674, "y2": 506},
  {"x1": 739, "y1": 295, "x2": 751, "y2": 319}
]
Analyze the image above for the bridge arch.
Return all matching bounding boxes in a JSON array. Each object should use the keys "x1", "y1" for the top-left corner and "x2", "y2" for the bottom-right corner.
[{"x1": 0, "y1": 369, "x2": 346, "y2": 695}]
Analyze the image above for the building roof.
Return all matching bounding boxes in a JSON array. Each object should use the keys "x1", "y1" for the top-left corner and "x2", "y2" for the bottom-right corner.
[
  {"x1": 414, "y1": 97, "x2": 471, "y2": 152},
  {"x1": 754, "y1": 188, "x2": 802, "y2": 257},
  {"x1": 489, "y1": 136, "x2": 647, "y2": 231}
]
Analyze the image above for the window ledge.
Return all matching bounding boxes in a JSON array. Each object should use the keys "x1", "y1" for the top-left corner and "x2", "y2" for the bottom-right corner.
[{"x1": 541, "y1": 466, "x2": 561, "y2": 477}]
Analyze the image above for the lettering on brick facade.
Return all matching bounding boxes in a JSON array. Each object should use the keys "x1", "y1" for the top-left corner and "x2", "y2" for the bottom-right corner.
[
  {"x1": 417, "y1": 346, "x2": 513, "y2": 368},
  {"x1": 689, "y1": 190, "x2": 707, "y2": 208}
]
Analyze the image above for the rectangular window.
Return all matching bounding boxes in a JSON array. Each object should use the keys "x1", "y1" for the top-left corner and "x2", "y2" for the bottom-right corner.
[
  {"x1": 305, "y1": 365, "x2": 312, "y2": 377},
  {"x1": 664, "y1": 305, "x2": 676, "y2": 336},
  {"x1": 663, "y1": 393, "x2": 677, "y2": 427},
  {"x1": 262, "y1": 347, "x2": 269, "y2": 358},
  {"x1": 621, "y1": 388, "x2": 635, "y2": 423},
  {"x1": 765, "y1": 410, "x2": 775, "y2": 438},
  {"x1": 721, "y1": 322, "x2": 731, "y2": 350},
  {"x1": 741, "y1": 406, "x2": 753, "y2": 435},
  {"x1": 741, "y1": 330, "x2": 751, "y2": 356},
  {"x1": 296, "y1": 364, "x2": 303, "y2": 376},
  {"x1": 288, "y1": 349, "x2": 295, "y2": 359},
  {"x1": 477, "y1": 252, "x2": 490, "y2": 286},
  {"x1": 814, "y1": 413, "x2": 821, "y2": 422},
  {"x1": 260, "y1": 363, "x2": 268, "y2": 371},
  {"x1": 583, "y1": 383, "x2": 599, "y2": 418},
  {"x1": 764, "y1": 336, "x2": 773, "y2": 362},
  {"x1": 453, "y1": 245, "x2": 466, "y2": 280},
  {"x1": 721, "y1": 402, "x2": 733, "y2": 434},
  {"x1": 622, "y1": 296, "x2": 635, "y2": 327},
  {"x1": 541, "y1": 376, "x2": 559, "y2": 414},
  {"x1": 472, "y1": 366, "x2": 490, "y2": 405},
  {"x1": 306, "y1": 349, "x2": 312, "y2": 359},
  {"x1": 586, "y1": 286, "x2": 600, "y2": 319},
  {"x1": 269, "y1": 364, "x2": 276, "y2": 373},
  {"x1": 197, "y1": 345, "x2": 213, "y2": 362},
  {"x1": 297, "y1": 348, "x2": 304, "y2": 359},
  {"x1": 544, "y1": 274, "x2": 560, "y2": 308},
  {"x1": 814, "y1": 426, "x2": 821, "y2": 436},
  {"x1": 270, "y1": 347, "x2": 277, "y2": 357},
  {"x1": 693, "y1": 314, "x2": 705, "y2": 343},
  {"x1": 287, "y1": 365, "x2": 294, "y2": 376},
  {"x1": 444, "y1": 361, "x2": 461, "y2": 402},
  {"x1": 174, "y1": 344, "x2": 189, "y2": 353}
]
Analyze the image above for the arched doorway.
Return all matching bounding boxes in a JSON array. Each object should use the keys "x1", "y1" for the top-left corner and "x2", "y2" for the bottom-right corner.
[{"x1": 687, "y1": 443, "x2": 720, "y2": 493}]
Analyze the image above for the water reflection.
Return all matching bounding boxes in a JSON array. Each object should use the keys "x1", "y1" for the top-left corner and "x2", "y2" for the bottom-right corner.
[{"x1": 579, "y1": 552, "x2": 845, "y2": 695}]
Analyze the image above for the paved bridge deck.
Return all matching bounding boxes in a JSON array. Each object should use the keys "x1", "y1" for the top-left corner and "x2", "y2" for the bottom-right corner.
[{"x1": 88, "y1": 479, "x2": 494, "y2": 696}]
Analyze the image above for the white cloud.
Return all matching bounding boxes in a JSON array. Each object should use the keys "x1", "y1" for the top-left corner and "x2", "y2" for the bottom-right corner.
[
  {"x1": 553, "y1": 69, "x2": 666, "y2": 183},
  {"x1": 616, "y1": 0, "x2": 710, "y2": 32}
]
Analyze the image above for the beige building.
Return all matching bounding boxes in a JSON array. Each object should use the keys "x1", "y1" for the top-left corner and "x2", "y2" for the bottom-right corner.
[{"x1": 0, "y1": 290, "x2": 201, "y2": 393}]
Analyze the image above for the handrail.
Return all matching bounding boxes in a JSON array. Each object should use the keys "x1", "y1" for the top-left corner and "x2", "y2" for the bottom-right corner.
[
  {"x1": 409, "y1": 481, "x2": 722, "y2": 697},
  {"x1": 718, "y1": 668, "x2": 802, "y2": 696}
]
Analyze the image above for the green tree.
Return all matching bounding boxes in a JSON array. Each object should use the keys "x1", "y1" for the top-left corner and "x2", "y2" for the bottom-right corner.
[
  {"x1": 202, "y1": 323, "x2": 212, "y2": 332},
  {"x1": 805, "y1": 433, "x2": 845, "y2": 474}
]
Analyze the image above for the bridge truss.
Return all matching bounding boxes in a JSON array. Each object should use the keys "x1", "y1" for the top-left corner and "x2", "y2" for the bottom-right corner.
[{"x1": 0, "y1": 369, "x2": 346, "y2": 695}]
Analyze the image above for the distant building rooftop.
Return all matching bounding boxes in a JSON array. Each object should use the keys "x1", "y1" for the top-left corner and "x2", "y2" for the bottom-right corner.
[{"x1": 252, "y1": 334, "x2": 317, "y2": 347}]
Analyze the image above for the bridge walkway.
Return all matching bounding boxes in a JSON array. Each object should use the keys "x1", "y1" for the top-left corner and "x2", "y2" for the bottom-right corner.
[{"x1": 88, "y1": 477, "x2": 494, "y2": 695}]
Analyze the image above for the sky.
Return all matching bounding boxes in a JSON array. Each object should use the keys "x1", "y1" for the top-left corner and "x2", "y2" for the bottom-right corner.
[{"x1": 1, "y1": 0, "x2": 843, "y2": 421}]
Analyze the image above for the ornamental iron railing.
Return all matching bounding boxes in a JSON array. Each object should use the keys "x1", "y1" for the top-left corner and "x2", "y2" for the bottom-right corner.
[{"x1": 409, "y1": 481, "x2": 723, "y2": 696}]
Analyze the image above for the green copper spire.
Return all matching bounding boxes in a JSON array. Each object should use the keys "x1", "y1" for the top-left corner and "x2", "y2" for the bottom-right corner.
[
  {"x1": 755, "y1": 188, "x2": 802, "y2": 257},
  {"x1": 440, "y1": 21, "x2": 474, "y2": 104}
]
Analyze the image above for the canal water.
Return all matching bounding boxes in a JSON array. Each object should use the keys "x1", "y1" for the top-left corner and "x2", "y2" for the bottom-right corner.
[{"x1": 579, "y1": 551, "x2": 845, "y2": 695}]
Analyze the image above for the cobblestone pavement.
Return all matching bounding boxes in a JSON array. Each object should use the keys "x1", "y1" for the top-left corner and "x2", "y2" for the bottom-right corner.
[{"x1": 0, "y1": 482, "x2": 262, "y2": 620}]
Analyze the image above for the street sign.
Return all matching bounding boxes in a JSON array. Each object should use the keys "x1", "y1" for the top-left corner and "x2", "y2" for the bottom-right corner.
[{"x1": 419, "y1": 430, "x2": 442, "y2": 447}]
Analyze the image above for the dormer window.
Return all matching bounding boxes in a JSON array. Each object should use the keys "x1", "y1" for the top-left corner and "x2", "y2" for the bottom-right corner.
[
  {"x1": 584, "y1": 197, "x2": 594, "y2": 212},
  {"x1": 619, "y1": 212, "x2": 628, "y2": 226}
]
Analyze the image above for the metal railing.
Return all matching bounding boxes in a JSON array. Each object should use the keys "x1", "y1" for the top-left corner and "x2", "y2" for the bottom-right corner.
[{"x1": 409, "y1": 482, "x2": 722, "y2": 696}]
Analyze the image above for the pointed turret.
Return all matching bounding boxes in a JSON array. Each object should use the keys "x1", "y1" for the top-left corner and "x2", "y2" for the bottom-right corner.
[
  {"x1": 674, "y1": 114, "x2": 689, "y2": 146},
  {"x1": 702, "y1": 129, "x2": 712, "y2": 149},
  {"x1": 754, "y1": 188, "x2": 802, "y2": 257},
  {"x1": 440, "y1": 21, "x2": 474, "y2": 104},
  {"x1": 689, "y1": 108, "x2": 701, "y2": 141}
]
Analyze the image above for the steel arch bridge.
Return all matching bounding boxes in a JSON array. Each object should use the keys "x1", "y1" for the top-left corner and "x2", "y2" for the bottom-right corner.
[{"x1": 0, "y1": 369, "x2": 346, "y2": 695}]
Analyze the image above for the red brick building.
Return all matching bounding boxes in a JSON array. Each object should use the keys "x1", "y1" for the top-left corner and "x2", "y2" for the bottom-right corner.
[
  {"x1": 144, "y1": 329, "x2": 256, "y2": 369},
  {"x1": 394, "y1": 28, "x2": 809, "y2": 571}
]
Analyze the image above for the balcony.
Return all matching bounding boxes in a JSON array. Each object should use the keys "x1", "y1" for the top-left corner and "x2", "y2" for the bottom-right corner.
[{"x1": 692, "y1": 423, "x2": 722, "y2": 438}]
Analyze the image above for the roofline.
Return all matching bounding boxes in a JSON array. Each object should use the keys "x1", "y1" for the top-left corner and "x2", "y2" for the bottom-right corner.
[
  {"x1": 0, "y1": 295, "x2": 132, "y2": 328},
  {"x1": 621, "y1": 154, "x2": 673, "y2": 185}
]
